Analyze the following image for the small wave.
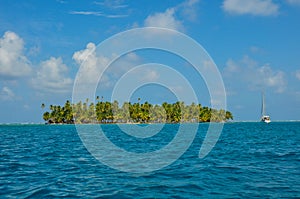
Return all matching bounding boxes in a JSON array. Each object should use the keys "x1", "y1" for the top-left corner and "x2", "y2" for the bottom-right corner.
[{"x1": 13, "y1": 184, "x2": 52, "y2": 199}]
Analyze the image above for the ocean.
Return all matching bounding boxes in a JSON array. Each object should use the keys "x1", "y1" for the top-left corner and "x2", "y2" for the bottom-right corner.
[{"x1": 0, "y1": 122, "x2": 299, "y2": 198}]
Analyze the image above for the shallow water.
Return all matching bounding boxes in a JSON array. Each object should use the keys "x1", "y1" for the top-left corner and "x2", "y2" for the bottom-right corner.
[{"x1": 0, "y1": 122, "x2": 299, "y2": 198}]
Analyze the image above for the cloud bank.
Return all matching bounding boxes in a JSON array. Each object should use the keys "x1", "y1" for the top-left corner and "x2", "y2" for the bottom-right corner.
[
  {"x1": 224, "y1": 56, "x2": 286, "y2": 93},
  {"x1": 31, "y1": 57, "x2": 73, "y2": 93},
  {"x1": 0, "y1": 31, "x2": 32, "y2": 78},
  {"x1": 222, "y1": 0, "x2": 279, "y2": 16},
  {"x1": 144, "y1": 8, "x2": 184, "y2": 31}
]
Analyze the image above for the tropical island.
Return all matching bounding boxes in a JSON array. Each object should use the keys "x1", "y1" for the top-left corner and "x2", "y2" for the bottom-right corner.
[{"x1": 41, "y1": 97, "x2": 233, "y2": 124}]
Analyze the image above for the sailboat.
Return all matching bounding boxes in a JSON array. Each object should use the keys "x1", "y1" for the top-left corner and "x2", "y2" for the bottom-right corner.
[{"x1": 261, "y1": 92, "x2": 271, "y2": 123}]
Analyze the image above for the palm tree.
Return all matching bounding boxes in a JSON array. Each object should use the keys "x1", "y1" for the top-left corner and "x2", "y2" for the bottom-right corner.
[
  {"x1": 43, "y1": 112, "x2": 50, "y2": 122},
  {"x1": 42, "y1": 99, "x2": 233, "y2": 124},
  {"x1": 200, "y1": 107, "x2": 211, "y2": 122},
  {"x1": 63, "y1": 100, "x2": 74, "y2": 123},
  {"x1": 226, "y1": 111, "x2": 233, "y2": 120}
]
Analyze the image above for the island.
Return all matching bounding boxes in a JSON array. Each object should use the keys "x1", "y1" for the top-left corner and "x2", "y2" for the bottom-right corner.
[{"x1": 41, "y1": 98, "x2": 233, "y2": 124}]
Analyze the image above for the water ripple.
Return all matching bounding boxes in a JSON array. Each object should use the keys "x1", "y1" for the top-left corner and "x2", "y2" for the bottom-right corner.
[{"x1": 0, "y1": 122, "x2": 299, "y2": 198}]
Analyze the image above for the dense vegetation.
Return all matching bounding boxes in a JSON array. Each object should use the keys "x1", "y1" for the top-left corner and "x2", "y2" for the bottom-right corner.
[{"x1": 41, "y1": 98, "x2": 233, "y2": 124}]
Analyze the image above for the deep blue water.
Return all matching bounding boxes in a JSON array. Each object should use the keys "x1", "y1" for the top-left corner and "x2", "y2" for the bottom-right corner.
[{"x1": 0, "y1": 122, "x2": 299, "y2": 198}]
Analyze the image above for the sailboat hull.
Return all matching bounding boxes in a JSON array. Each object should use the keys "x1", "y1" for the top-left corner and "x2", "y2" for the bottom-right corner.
[
  {"x1": 262, "y1": 119, "x2": 271, "y2": 123},
  {"x1": 261, "y1": 115, "x2": 271, "y2": 123}
]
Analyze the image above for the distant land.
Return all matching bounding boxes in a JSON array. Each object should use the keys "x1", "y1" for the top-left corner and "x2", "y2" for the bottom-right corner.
[{"x1": 41, "y1": 98, "x2": 233, "y2": 124}]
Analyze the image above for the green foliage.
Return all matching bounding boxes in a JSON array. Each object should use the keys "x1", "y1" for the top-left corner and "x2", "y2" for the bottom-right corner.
[{"x1": 42, "y1": 99, "x2": 233, "y2": 124}]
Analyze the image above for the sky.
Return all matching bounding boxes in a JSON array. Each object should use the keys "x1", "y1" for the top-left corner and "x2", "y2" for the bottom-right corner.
[{"x1": 0, "y1": 0, "x2": 299, "y2": 123}]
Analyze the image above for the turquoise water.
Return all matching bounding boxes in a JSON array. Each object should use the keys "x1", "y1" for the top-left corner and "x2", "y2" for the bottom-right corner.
[{"x1": 0, "y1": 122, "x2": 299, "y2": 198}]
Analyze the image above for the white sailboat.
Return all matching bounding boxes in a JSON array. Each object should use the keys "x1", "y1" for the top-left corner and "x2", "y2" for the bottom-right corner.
[{"x1": 261, "y1": 92, "x2": 271, "y2": 123}]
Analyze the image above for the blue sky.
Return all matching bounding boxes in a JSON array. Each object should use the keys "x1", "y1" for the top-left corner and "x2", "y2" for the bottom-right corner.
[{"x1": 0, "y1": 0, "x2": 300, "y2": 123}]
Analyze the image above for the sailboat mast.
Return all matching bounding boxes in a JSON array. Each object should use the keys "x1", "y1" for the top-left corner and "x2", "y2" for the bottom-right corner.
[{"x1": 262, "y1": 91, "x2": 266, "y2": 116}]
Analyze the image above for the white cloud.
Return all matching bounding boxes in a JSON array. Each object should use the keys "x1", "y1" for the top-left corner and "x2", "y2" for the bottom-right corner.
[
  {"x1": 70, "y1": 11, "x2": 103, "y2": 16},
  {"x1": 72, "y1": 1, "x2": 129, "y2": 18},
  {"x1": 144, "y1": 70, "x2": 160, "y2": 81},
  {"x1": 144, "y1": 8, "x2": 184, "y2": 31},
  {"x1": 178, "y1": 0, "x2": 200, "y2": 21},
  {"x1": 0, "y1": 86, "x2": 15, "y2": 101},
  {"x1": 224, "y1": 56, "x2": 286, "y2": 93},
  {"x1": 73, "y1": 42, "x2": 110, "y2": 86},
  {"x1": 224, "y1": 59, "x2": 240, "y2": 73},
  {"x1": 222, "y1": 0, "x2": 279, "y2": 16},
  {"x1": 72, "y1": 43, "x2": 141, "y2": 89},
  {"x1": 94, "y1": 0, "x2": 128, "y2": 9},
  {"x1": 140, "y1": 0, "x2": 201, "y2": 34},
  {"x1": 249, "y1": 46, "x2": 266, "y2": 55},
  {"x1": 132, "y1": 68, "x2": 160, "y2": 82},
  {"x1": 286, "y1": 0, "x2": 300, "y2": 5},
  {"x1": 296, "y1": 70, "x2": 300, "y2": 80},
  {"x1": 0, "y1": 31, "x2": 32, "y2": 78},
  {"x1": 69, "y1": 11, "x2": 128, "y2": 18},
  {"x1": 32, "y1": 57, "x2": 73, "y2": 93},
  {"x1": 73, "y1": 42, "x2": 97, "y2": 65},
  {"x1": 256, "y1": 65, "x2": 286, "y2": 93}
]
